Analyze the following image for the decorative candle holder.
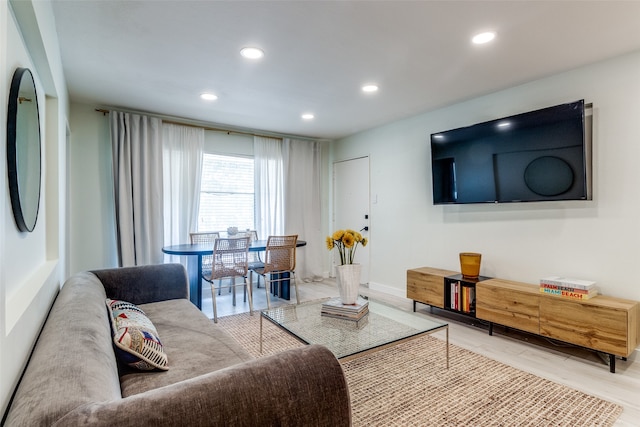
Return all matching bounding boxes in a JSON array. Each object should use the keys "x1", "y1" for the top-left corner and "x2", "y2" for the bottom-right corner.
[{"x1": 459, "y1": 252, "x2": 482, "y2": 279}]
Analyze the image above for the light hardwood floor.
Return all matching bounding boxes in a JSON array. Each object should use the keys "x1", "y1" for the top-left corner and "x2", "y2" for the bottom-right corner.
[{"x1": 202, "y1": 278, "x2": 640, "y2": 426}]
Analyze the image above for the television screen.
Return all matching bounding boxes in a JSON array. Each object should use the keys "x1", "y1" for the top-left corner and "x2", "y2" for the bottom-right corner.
[{"x1": 430, "y1": 100, "x2": 590, "y2": 204}]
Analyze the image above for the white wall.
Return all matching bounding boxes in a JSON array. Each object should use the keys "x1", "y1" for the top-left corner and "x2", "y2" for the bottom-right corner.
[
  {"x1": 68, "y1": 104, "x2": 116, "y2": 273},
  {"x1": 0, "y1": 2, "x2": 8, "y2": 414},
  {"x1": 334, "y1": 50, "x2": 640, "y2": 302},
  {"x1": 1, "y1": 0, "x2": 69, "y2": 416}
]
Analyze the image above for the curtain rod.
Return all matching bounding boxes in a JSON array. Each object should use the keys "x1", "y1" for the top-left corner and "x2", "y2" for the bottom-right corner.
[{"x1": 94, "y1": 108, "x2": 323, "y2": 141}]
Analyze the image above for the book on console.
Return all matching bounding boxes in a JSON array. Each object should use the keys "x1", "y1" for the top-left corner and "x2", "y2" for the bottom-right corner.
[
  {"x1": 540, "y1": 283, "x2": 596, "y2": 294},
  {"x1": 539, "y1": 287, "x2": 598, "y2": 300},
  {"x1": 540, "y1": 276, "x2": 596, "y2": 290}
]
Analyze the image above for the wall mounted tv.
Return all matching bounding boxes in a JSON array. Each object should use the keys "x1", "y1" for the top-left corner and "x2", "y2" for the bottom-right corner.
[{"x1": 430, "y1": 100, "x2": 591, "y2": 205}]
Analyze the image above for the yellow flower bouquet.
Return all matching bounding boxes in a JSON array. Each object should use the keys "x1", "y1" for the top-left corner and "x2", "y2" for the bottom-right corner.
[{"x1": 326, "y1": 229, "x2": 368, "y2": 265}]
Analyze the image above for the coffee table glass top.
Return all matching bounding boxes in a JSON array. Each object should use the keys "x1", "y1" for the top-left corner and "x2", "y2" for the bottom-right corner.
[{"x1": 261, "y1": 298, "x2": 448, "y2": 359}]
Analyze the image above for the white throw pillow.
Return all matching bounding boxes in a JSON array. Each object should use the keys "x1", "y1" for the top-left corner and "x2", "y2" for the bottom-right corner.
[{"x1": 106, "y1": 299, "x2": 168, "y2": 371}]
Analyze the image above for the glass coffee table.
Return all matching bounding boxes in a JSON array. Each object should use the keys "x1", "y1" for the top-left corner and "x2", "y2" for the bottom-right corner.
[{"x1": 260, "y1": 297, "x2": 449, "y2": 367}]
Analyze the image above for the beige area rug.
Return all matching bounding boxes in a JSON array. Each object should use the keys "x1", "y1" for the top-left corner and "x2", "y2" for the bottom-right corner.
[{"x1": 217, "y1": 312, "x2": 622, "y2": 426}]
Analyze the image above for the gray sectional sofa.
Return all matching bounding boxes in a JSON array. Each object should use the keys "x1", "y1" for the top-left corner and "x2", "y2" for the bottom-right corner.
[{"x1": 3, "y1": 263, "x2": 351, "y2": 426}]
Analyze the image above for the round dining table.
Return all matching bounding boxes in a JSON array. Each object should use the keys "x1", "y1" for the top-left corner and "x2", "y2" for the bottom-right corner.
[{"x1": 162, "y1": 240, "x2": 306, "y2": 309}]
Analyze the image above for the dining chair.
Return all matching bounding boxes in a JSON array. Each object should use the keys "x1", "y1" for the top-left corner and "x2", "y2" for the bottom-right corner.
[
  {"x1": 202, "y1": 236, "x2": 252, "y2": 323},
  {"x1": 189, "y1": 231, "x2": 220, "y2": 277},
  {"x1": 240, "y1": 230, "x2": 266, "y2": 288},
  {"x1": 190, "y1": 231, "x2": 229, "y2": 297},
  {"x1": 250, "y1": 235, "x2": 299, "y2": 309}
]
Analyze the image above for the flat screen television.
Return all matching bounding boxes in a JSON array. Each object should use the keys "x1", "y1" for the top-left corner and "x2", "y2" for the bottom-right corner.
[{"x1": 430, "y1": 100, "x2": 591, "y2": 205}]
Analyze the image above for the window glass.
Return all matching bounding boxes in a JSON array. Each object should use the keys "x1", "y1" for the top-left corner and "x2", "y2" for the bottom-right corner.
[{"x1": 198, "y1": 154, "x2": 254, "y2": 232}]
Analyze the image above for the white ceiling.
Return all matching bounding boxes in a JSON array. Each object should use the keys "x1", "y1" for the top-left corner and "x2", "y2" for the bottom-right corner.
[{"x1": 50, "y1": 1, "x2": 640, "y2": 140}]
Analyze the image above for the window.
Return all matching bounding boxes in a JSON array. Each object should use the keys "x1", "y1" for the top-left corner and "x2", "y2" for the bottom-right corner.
[{"x1": 197, "y1": 154, "x2": 254, "y2": 232}]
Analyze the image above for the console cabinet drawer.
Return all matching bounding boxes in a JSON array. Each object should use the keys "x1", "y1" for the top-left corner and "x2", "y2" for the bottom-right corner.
[
  {"x1": 476, "y1": 279, "x2": 540, "y2": 334},
  {"x1": 540, "y1": 296, "x2": 638, "y2": 357},
  {"x1": 407, "y1": 267, "x2": 456, "y2": 309}
]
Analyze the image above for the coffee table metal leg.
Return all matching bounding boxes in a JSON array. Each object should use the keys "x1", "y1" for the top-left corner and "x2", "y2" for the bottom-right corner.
[{"x1": 446, "y1": 325, "x2": 449, "y2": 369}]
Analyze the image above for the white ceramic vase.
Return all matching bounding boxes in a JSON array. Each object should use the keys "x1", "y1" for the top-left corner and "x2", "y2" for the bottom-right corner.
[{"x1": 335, "y1": 263, "x2": 362, "y2": 305}]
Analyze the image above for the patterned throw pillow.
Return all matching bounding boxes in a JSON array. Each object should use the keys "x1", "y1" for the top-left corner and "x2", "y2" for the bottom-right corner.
[{"x1": 106, "y1": 299, "x2": 169, "y2": 371}]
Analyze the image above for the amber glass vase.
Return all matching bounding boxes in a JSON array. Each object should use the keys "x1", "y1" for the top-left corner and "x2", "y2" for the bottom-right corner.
[{"x1": 459, "y1": 253, "x2": 482, "y2": 279}]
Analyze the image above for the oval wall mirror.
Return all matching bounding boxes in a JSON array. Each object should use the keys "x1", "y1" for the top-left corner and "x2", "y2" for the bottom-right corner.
[{"x1": 7, "y1": 67, "x2": 42, "y2": 232}]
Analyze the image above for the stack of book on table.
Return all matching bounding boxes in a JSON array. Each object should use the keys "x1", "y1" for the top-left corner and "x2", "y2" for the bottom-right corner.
[
  {"x1": 539, "y1": 276, "x2": 598, "y2": 300},
  {"x1": 321, "y1": 297, "x2": 369, "y2": 321}
]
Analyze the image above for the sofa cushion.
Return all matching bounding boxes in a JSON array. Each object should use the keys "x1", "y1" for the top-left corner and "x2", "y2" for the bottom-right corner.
[
  {"x1": 106, "y1": 299, "x2": 169, "y2": 371},
  {"x1": 119, "y1": 298, "x2": 252, "y2": 397}
]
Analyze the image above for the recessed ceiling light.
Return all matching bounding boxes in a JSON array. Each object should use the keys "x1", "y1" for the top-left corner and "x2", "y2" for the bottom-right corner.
[
  {"x1": 240, "y1": 47, "x2": 264, "y2": 59},
  {"x1": 301, "y1": 113, "x2": 314, "y2": 120},
  {"x1": 362, "y1": 84, "x2": 379, "y2": 93},
  {"x1": 497, "y1": 121, "x2": 511, "y2": 128},
  {"x1": 200, "y1": 93, "x2": 218, "y2": 101},
  {"x1": 472, "y1": 31, "x2": 496, "y2": 45}
]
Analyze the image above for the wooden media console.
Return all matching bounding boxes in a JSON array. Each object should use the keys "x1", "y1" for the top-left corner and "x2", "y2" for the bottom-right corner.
[{"x1": 407, "y1": 267, "x2": 640, "y2": 373}]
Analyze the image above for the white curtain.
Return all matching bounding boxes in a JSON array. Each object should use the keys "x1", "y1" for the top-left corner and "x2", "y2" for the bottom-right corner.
[
  {"x1": 283, "y1": 139, "x2": 323, "y2": 281},
  {"x1": 254, "y1": 136, "x2": 284, "y2": 238},
  {"x1": 162, "y1": 123, "x2": 204, "y2": 251},
  {"x1": 110, "y1": 111, "x2": 164, "y2": 266}
]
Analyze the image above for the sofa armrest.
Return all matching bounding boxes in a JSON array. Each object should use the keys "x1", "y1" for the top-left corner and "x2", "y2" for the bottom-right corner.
[
  {"x1": 91, "y1": 264, "x2": 189, "y2": 305},
  {"x1": 54, "y1": 345, "x2": 351, "y2": 427}
]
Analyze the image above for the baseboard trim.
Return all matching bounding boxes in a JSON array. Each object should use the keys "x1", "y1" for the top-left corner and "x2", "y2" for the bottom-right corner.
[{"x1": 368, "y1": 281, "x2": 406, "y2": 299}]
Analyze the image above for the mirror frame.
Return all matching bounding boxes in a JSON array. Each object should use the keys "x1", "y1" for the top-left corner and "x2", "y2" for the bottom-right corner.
[{"x1": 7, "y1": 67, "x2": 42, "y2": 232}]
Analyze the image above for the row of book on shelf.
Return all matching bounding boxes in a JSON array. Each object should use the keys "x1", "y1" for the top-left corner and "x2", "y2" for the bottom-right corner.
[
  {"x1": 321, "y1": 297, "x2": 369, "y2": 321},
  {"x1": 539, "y1": 276, "x2": 598, "y2": 300},
  {"x1": 449, "y1": 281, "x2": 475, "y2": 313}
]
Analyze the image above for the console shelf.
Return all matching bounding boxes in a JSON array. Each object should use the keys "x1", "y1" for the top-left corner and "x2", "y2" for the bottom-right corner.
[
  {"x1": 443, "y1": 274, "x2": 490, "y2": 318},
  {"x1": 407, "y1": 267, "x2": 640, "y2": 373}
]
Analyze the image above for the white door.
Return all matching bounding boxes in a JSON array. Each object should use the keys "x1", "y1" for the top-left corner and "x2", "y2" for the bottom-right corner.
[{"x1": 333, "y1": 157, "x2": 370, "y2": 284}]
